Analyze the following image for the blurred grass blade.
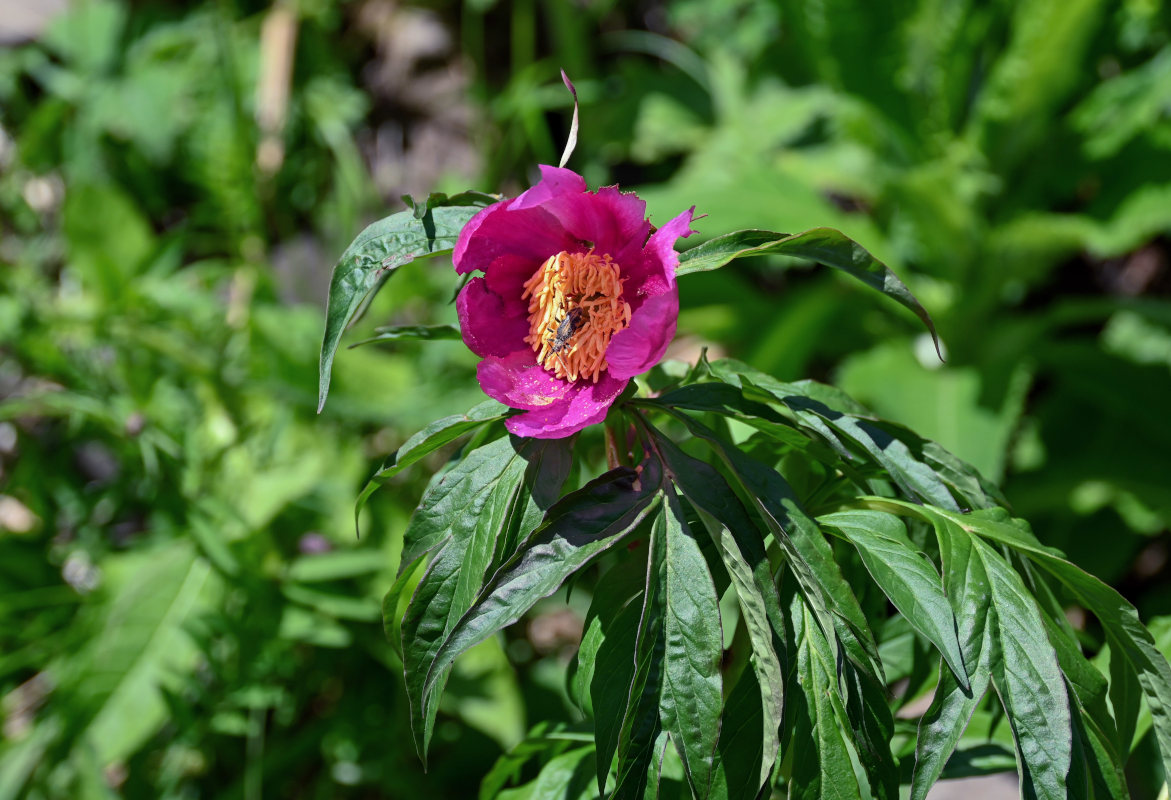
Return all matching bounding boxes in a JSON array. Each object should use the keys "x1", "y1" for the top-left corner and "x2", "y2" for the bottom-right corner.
[
  {"x1": 558, "y1": 69, "x2": 579, "y2": 168},
  {"x1": 676, "y1": 227, "x2": 941, "y2": 358}
]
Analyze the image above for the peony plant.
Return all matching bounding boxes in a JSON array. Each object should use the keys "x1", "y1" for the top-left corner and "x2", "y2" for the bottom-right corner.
[{"x1": 318, "y1": 83, "x2": 1171, "y2": 800}]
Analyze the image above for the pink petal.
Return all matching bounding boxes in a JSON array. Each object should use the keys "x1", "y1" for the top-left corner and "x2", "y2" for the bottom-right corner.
[
  {"x1": 477, "y1": 351, "x2": 575, "y2": 411},
  {"x1": 539, "y1": 185, "x2": 652, "y2": 264},
  {"x1": 453, "y1": 202, "x2": 578, "y2": 277},
  {"x1": 511, "y1": 165, "x2": 588, "y2": 210},
  {"x1": 623, "y1": 206, "x2": 697, "y2": 306},
  {"x1": 605, "y1": 289, "x2": 679, "y2": 380},
  {"x1": 457, "y1": 278, "x2": 531, "y2": 358},
  {"x1": 505, "y1": 373, "x2": 629, "y2": 439}
]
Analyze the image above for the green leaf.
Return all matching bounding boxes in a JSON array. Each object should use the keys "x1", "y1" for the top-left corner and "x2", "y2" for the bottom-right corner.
[
  {"x1": 347, "y1": 324, "x2": 462, "y2": 349},
  {"x1": 703, "y1": 360, "x2": 960, "y2": 509},
  {"x1": 977, "y1": 535, "x2": 1072, "y2": 800},
  {"x1": 612, "y1": 509, "x2": 669, "y2": 800},
  {"x1": 401, "y1": 437, "x2": 570, "y2": 762},
  {"x1": 658, "y1": 487, "x2": 723, "y2": 799},
  {"x1": 318, "y1": 203, "x2": 485, "y2": 412},
  {"x1": 910, "y1": 514, "x2": 995, "y2": 800},
  {"x1": 653, "y1": 409, "x2": 897, "y2": 798},
  {"x1": 569, "y1": 555, "x2": 647, "y2": 717},
  {"x1": 818, "y1": 510, "x2": 969, "y2": 692},
  {"x1": 870, "y1": 500, "x2": 1171, "y2": 782},
  {"x1": 675, "y1": 227, "x2": 940, "y2": 356},
  {"x1": 650, "y1": 429, "x2": 785, "y2": 793},
  {"x1": 354, "y1": 399, "x2": 507, "y2": 531},
  {"x1": 789, "y1": 598, "x2": 865, "y2": 800},
  {"x1": 858, "y1": 501, "x2": 1073, "y2": 799},
  {"x1": 416, "y1": 460, "x2": 665, "y2": 762}
]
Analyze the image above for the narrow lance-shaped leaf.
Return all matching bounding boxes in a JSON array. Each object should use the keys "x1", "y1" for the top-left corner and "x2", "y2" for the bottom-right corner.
[
  {"x1": 318, "y1": 201, "x2": 490, "y2": 411},
  {"x1": 862, "y1": 498, "x2": 1171, "y2": 783},
  {"x1": 818, "y1": 510, "x2": 969, "y2": 692},
  {"x1": 354, "y1": 399, "x2": 507, "y2": 532},
  {"x1": 648, "y1": 407, "x2": 898, "y2": 798},
  {"x1": 611, "y1": 509, "x2": 668, "y2": 800},
  {"x1": 416, "y1": 459, "x2": 666, "y2": 760},
  {"x1": 347, "y1": 324, "x2": 462, "y2": 349},
  {"x1": 658, "y1": 486, "x2": 723, "y2": 799},
  {"x1": 401, "y1": 438, "x2": 562, "y2": 761},
  {"x1": 649, "y1": 426, "x2": 785, "y2": 793},
  {"x1": 910, "y1": 514, "x2": 995, "y2": 800},
  {"x1": 854, "y1": 500, "x2": 1073, "y2": 800},
  {"x1": 675, "y1": 227, "x2": 941, "y2": 358}
]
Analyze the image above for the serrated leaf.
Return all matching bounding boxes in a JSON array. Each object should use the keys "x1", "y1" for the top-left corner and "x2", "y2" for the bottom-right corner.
[
  {"x1": 318, "y1": 203, "x2": 485, "y2": 411},
  {"x1": 658, "y1": 487, "x2": 723, "y2": 799},
  {"x1": 675, "y1": 227, "x2": 940, "y2": 356},
  {"x1": 818, "y1": 510, "x2": 969, "y2": 692},
  {"x1": 416, "y1": 460, "x2": 666, "y2": 763}
]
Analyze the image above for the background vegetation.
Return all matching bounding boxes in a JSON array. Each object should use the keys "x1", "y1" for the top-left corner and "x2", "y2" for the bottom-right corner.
[{"x1": 1, "y1": 0, "x2": 1169, "y2": 797}]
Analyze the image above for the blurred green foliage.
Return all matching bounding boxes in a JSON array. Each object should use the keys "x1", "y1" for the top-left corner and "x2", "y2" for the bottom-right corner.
[{"x1": 1, "y1": 0, "x2": 1170, "y2": 796}]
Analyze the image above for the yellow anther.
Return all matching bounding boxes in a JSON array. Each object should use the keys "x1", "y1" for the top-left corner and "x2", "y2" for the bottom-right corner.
[{"x1": 522, "y1": 251, "x2": 630, "y2": 383}]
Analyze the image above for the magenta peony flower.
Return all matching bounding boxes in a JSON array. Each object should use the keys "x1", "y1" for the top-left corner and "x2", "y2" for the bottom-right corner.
[{"x1": 453, "y1": 166, "x2": 696, "y2": 438}]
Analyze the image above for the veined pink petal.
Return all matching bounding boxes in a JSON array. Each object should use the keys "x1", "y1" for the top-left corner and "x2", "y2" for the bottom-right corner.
[
  {"x1": 453, "y1": 203, "x2": 578, "y2": 276},
  {"x1": 457, "y1": 278, "x2": 531, "y2": 358},
  {"x1": 477, "y1": 351, "x2": 575, "y2": 411},
  {"x1": 605, "y1": 289, "x2": 679, "y2": 380},
  {"x1": 504, "y1": 373, "x2": 629, "y2": 439},
  {"x1": 539, "y1": 185, "x2": 651, "y2": 264},
  {"x1": 623, "y1": 206, "x2": 697, "y2": 305}
]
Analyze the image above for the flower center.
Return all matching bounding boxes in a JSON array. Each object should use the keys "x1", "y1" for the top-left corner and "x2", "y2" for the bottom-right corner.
[{"x1": 521, "y1": 251, "x2": 631, "y2": 383}]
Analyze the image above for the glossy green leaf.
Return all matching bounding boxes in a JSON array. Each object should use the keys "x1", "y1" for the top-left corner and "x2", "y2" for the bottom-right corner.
[
  {"x1": 400, "y1": 437, "x2": 571, "y2": 761},
  {"x1": 612, "y1": 508, "x2": 668, "y2": 800},
  {"x1": 910, "y1": 513, "x2": 995, "y2": 800},
  {"x1": 650, "y1": 429, "x2": 785, "y2": 792},
  {"x1": 355, "y1": 399, "x2": 508, "y2": 530},
  {"x1": 658, "y1": 487, "x2": 723, "y2": 799},
  {"x1": 789, "y1": 598, "x2": 865, "y2": 800},
  {"x1": 318, "y1": 202, "x2": 486, "y2": 412},
  {"x1": 819, "y1": 510, "x2": 969, "y2": 692},
  {"x1": 675, "y1": 227, "x2": 940, "y2": 356},
  {"x1": 417, "y1": 460, "x2": 666, "y2": 762}
]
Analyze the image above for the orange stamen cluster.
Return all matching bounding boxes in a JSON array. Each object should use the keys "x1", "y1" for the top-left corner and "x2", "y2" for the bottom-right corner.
[{"x1": 522, "y1": 251, "x2": 631, "y2": 383}]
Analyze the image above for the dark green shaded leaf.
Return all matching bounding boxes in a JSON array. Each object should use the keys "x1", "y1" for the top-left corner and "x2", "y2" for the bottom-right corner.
[
  {"x1": 402, "y1": 438, "x2": 558, "y2": 761},
  {"x1": 318, "y1": 203, "x2": 484, "y2": 412},
  {"x1": 675, "y1": 227, "x2": 940, "y2": 356}
]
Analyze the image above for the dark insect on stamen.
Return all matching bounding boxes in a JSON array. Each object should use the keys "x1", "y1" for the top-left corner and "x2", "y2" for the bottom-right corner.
[{"x1": 550, "y1": 307, "x2": 587, "y2": 354}]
